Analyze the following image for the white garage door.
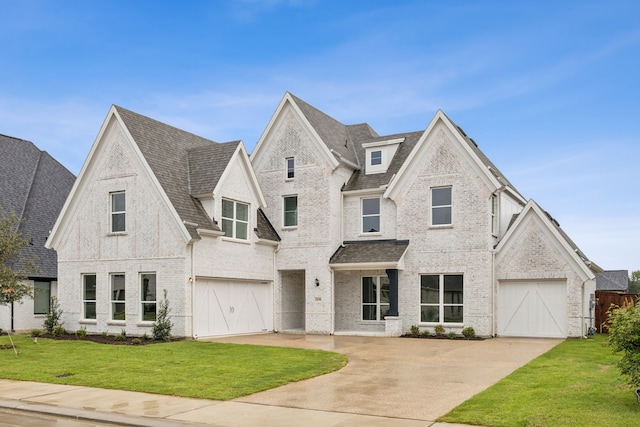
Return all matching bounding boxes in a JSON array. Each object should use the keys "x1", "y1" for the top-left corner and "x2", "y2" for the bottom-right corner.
[
  {"x1": 193, "y1": 280, "x2": 272, "y2": 338},
  {"x1": 498, "y1": 281, "x2": 567, "y2": 338}
]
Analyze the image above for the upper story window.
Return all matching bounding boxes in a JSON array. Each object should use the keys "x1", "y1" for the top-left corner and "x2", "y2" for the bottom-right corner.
[
  {"x1": 83, "y1": 274, "x2": 97, "y2": 320},
  {"x1": 286, "y1": 157, "x2": 295, "y2": 180},
  {"x1": 491, "y1": 194, "x2": 498, "y2": 236},
  {"x1": 431, "y1": 186, "x2": 452, "y2": 226},
  {"x1": 370, "y1": 150, "x2": 382, "y2": 166},
  {"x1": 420, "y1": 274, "x2": 463, "y2": 324},
  {"x1": 362, "y1": 197, "x2": 380, "y2": 233},
  {"x1": 111, "y1": 191, "x2": 126, "y2": 233},
  {"x1": 283, "y1": 195, "x2": 298, "y2": 227},
  {"x1": 222, "y1": 199, "x2": 249, "y2": 240}
]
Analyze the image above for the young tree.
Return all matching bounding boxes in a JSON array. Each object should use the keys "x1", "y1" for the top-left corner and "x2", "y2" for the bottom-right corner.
[
  {"x1": 607, "y1": 301, "x2": 640, "y2": 387},
  {"x1": 629, "y1": 270, "x2": 640, "y2": 295},
  {"x1": 0, "y1": 208, "x2": 37, "y2": 330}
]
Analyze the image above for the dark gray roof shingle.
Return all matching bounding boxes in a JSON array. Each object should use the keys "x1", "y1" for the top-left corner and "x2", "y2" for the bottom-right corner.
[
  {"x1": 255, "y1": 208, "x2": 280, "y2": 242},
  {"x1": 0, "y1": 134, "x2": 75, "y2": 279},
  {"x1": 596, "y1": 270, "x2": 629, "y2": 291},
  {"x1": 330, "y1": 240, "x2": 409, "y2": 265}
]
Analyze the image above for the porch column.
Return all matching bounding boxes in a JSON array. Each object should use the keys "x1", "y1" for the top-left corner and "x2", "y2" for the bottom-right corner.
[{"x1": 385, "y1": 268, "x2": 399, "y2": 316}]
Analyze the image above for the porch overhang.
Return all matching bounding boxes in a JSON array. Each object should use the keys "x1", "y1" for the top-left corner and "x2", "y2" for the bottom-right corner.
[{"x1": 329, "y1": 240, "x2": 409, "y2": 271}]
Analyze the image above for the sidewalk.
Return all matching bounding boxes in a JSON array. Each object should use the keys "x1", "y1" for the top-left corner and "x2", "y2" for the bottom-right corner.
[{"x1": 0, "y1": 379, "x2": 473, "y2": 427}]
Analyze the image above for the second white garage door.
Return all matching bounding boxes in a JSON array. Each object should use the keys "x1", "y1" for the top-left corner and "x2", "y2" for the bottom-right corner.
[
  {"x1": 193, "y1": 280, "x2": 272, "y2": 338},
  {"x1": 498, "y1": 281, "x2": 567, "y2": 338}
]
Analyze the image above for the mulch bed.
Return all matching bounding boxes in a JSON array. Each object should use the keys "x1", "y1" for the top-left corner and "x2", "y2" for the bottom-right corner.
[
  {"x1": 37, "y1": 333, "x2": 183, "y2": 346},
  {"x1": 400, "y1": 333, "x2": 485, "y2": 340}
]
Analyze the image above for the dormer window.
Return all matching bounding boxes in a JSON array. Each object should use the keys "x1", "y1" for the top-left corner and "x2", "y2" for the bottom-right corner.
[
  {"x1": 286, "y1": 157, "x2": 295, "y2": 180},
  {"x1": 363, "y1": 137, "x2": 404, "y2": 175},
  {"x1": 370, "y1": 150, "x2": 382, "y2": 166}
]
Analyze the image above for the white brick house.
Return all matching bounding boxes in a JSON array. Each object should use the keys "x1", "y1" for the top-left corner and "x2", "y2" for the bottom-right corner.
[
  {"x1": 48, "y1": 94, "x2": 601, "y2": 339},
  {"x1": 251, "y1": 93, "x2": 601, "y2": 338}
]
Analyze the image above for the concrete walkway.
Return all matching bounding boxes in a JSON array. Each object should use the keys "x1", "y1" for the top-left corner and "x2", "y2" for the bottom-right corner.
[{"x1": 0, "y1": 334, "x2": 561, "y2": 426}]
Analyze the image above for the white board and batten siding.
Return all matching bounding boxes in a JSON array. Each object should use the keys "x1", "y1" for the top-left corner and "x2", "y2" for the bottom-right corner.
[
  {"x1": 193, "y1": 279, "x2": 273, "y2": 338},
  {"x1": 498, "y1": 281, "x2": 567, "y2": 338}
]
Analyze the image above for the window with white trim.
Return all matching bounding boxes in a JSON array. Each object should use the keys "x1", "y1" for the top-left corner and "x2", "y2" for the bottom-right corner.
[
  {"x1": 370, "y1": 150, "x2": 382, "y2": 166},
  {"x1": 420, "y1": 274, "x2": 463, "y2": 323},
  {"x1": 111, "y1": 273, "x2": 126, "y2": 321},
  {"x1": 141, "y1": 273, "x2": 157, "y2": 322},
  {"x1": 283, "y1": 195, "x2": 298, "y2": 227},
  {"x1": 362, "y1": 197, "x2": 380, "y2": 233},
  {"x1": 111, "y1": 191, "x2": 126, "y2": 232},
  {"x1": 491, "y1": 194, "x2": 498, "y2": 235},
  {"x1": 431, "y1": 186, "x2": 452, "y2": 226},
  {"x1": 222, "y1": 199, "x2": 249, "y2": 240},
  {"x1": 83, "y1": 274, "x2": 97, "y2": 320},
  {"x1": 33, "y1": 281, "x2": 51, "y2": 315},
  {"x1": 362, "y1": 276, "x2": 390, "y2": 321},
  {"x1": 286, "y1": 157, "x2": 295, "y2": 179}
]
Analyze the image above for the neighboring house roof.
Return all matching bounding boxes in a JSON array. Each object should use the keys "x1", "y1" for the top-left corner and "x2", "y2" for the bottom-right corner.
[
  {"x1": 0, "y1": 134, "x2": 75, "y2": 279},
  {"x1": 329, "y1": 240, "x2": 410, "y2": 270},
  {"x1": 596, "y1": 270, "x2": 629, "y2": 291}
]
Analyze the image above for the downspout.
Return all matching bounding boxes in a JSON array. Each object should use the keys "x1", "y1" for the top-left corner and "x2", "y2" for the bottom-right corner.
[
  {"x1": 191, "y1": 242, "x2": 196, "y2": 339},
  {"x1": 330, "y1": 268, "x2": 335, "y2": 335},
  {"x1": 492, "y1": 249, "x2": 496, "y2": 337},
  {"x1": 581, "y1": 279, "x2": 586, "y2": 339},
  {"x1": 273, "y1": 242, "x2": 280, "y2": 333}
]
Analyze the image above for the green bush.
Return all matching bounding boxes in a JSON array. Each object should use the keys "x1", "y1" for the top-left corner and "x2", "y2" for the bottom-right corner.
[
  {"x1": 152, "y1": 289, "x2": 173, "y2": 341},
  {"x1": 52, "y1": 325, "x2": 66, "y2": 337},
  {"x1": 410, "y1": 325, "x2": 420, "y2": 335},
  {"x1": 142, "y1": 332, "x2": 149, "y2": 340},
  {"x1": 114, "y1": 330, "x2": 127, "y2": 342},
  {"x1": 75, "y1": 327, "x2": 87, "y2": 339},
  {"x1": 30, "y1": 329, "x2": 42, "y2": 338},
  {"x1": 607, "y1": 301, "x2": 640, "y2": 386},
  {"x1": 131, "y1": 338, "x2": 141, "y2": 346},
  {"x1": 101, "y1": 331, "x2": 108, "y2": 338},
  {"x1": 434, "y1": 324, "x2": 445, "y2": 336},
  {"x1": 447, "y1": 331, "x2": 457, "y2": 339},
  {"x1": 462, "y1": 326, "x2": 476, "y2": 339},
  {"x1": 43, "y1": 296, "x2": 63, "y2": 334},
  {"x1": 420, "y1": 329, "x2": 430, "y2": 337}
]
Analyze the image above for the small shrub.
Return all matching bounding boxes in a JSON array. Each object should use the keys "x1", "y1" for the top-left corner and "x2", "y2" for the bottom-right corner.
[
  {"x1": 52, "y1": 325, "x2": 66, "y2": 337},
  {"x1": 131, "y1": 338, "x2": 141, "y2": 346},
  {"x1": 410, "y1": 325, "x2": 420, "y2": 335},
  {"x1": 152, "y1": 289, "x2": 173, "y2": 341},
  {"x1": 447, "y1": 331, "x2": 457, "y2": 339},
  {"x1": 462, "y1": 326, "x2": 476, "y2": 339},
  {"x1": 434, "y1": 324, "x2": 445, "y2": 336},
  {"x1": 101, "y1": 331, "x2": 108, "y2": 338},
  {"x1": 43, "y1": 296, "x2": 64, "y2": 334},
  {"x1": 75, "y1": 327, "x2": 87, "y2": 339},
  {"x1": 142, "y1": 332, "x2": 150, "y2": 340},
  {"x1": 420, "y1": 329, "x2": 430, "y2": 337},
  {"x1": 114, "y1": 330, "x2": 127, "y2": 342},
  {"x1": 30, "y1": 329, "x2": 42, "y2": 338}
]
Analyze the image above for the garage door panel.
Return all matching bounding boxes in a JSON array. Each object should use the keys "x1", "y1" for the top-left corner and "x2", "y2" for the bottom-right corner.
[
  {"x1": 498, "y1": 281, "x2": 566, "y2": 338},
  {"x1": 194, "y1": 280, "x2": 272, "y2": 338}
]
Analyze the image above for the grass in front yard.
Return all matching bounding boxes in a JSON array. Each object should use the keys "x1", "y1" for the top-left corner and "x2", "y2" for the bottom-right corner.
[
  {"x1": 0, "y1": 334, "x2": 347, "y2": 400},
  {"x1": 439, "y1": 334, "x2": 639, "y2": 427}
]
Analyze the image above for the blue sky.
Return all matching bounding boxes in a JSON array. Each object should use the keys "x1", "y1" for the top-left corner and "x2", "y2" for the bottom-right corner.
[{"x1": 1, "y1": 0, "x2": 638, "y2": 272}]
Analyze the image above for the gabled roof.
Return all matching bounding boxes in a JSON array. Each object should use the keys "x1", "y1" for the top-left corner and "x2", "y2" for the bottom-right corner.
[
  {"x1": 114, "y1": 106, "x2": 226, "y2": 239},
  {"x1": 188, "y1": 141, "x2": 241, "y2": 196},
  {"x1": 255, "y1": 208, "x2": 281, "y2": 242},
  {"x1": 0, "y1": 134, "x2": 75, "y2": 278},
  {"x1": 496, "y1": 199, "x2": 601, "y2": 280}
]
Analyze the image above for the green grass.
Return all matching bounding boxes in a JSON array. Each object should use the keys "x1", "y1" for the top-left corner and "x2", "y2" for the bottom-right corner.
[
  {"x1": 0, "y1": 334, "x2": 347, "y2": 400},
  {"x1": 439, "y1": 334, "x2": 639, "y2": 427}
]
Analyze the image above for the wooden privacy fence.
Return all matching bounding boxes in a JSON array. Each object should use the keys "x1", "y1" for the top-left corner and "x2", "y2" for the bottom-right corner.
[{"x1": 595, "y1": 290, "x2": 638, "y2": 333}]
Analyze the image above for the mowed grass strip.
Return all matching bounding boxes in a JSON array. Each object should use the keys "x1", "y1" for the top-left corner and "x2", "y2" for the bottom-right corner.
[
  {"x1": 439, "y1": 334, "x2": 639, "y2": 427},
  {"x1": 0, "y1": 335, "x2": 347, "y2": 400}
]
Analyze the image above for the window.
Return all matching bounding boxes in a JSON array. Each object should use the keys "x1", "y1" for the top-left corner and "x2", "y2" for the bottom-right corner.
[
  {"x1": 283, "y1": 195, "x2": 298, "y2": 227},
  {"x1": 431, "y1": 186, "x2": 452, "y2": 225},
  {"x1": 111, "y1": 191, "x2": 126, "y2": 232},
  {"x1": 141, "y1": 273, "x2": 156, "y2": 322},
  {"x1": 33, "y1": 281, "x2": 50, "y2": 315},
  {"x1": 420, "y1": 274, "x2": 463, "y2": 323},
  {"x1": 362, "y1": 276, "x2": 390, "y2": 321},
  {"x1": 491, "y1": 194, "x2": 498, "y2": 235},
  {"x1": 111, "y1": 274, "x2": 125, "y2": 321},
  {"x1": 222, "y1": 199, "x2": 249, "y2": 240},
  {"x1": 370, "y1": 150, "x2": 382, "y2": 166},
  {"x1": 83, "y1": 274, "x2": 97, "y2": 320},
  {"x1": 362, "y1": 198, "x2": 380, "y2": 233},
  {"x1": 286, "y1": 157, "x2": 295, "y2": 179}
]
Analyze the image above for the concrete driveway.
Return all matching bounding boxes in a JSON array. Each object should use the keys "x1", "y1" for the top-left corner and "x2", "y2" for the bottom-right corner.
[{"x1": 208, "y1": 334, "x2": 561, "y2": 422}]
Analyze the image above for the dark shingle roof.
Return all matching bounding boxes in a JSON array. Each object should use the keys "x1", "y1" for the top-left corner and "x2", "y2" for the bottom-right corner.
[
  {"x1": 596, "y1": 270, "x2": 629, "y2": 291},
  {"x1": 255, "y1": 208, "x2": 280, "y2": 242},
  {"x1": 115, "y1": 106, "x2": 226, "y2": 239},
  {"x1": 188, "y1": 141, "x2": 241, "y2": 196},
  {"x1": 330, "y1": 240, "x2": 409, "y2": 265},
  {"x1": 0, "y1": 134, "x2": 75, "y2": 278}
]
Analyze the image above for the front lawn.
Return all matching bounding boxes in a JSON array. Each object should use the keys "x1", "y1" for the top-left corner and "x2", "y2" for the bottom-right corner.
[
  {"x1": 0, "y1": 334, "x2": 347, "y2": 400},
  {"x1": 439, "y1": 334, "x2": 639, "y2": 427}
]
